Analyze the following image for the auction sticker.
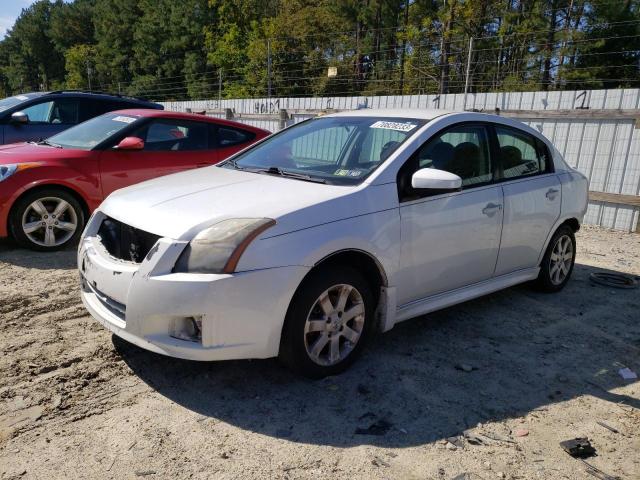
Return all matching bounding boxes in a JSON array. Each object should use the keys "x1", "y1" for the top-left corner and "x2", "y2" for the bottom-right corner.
[
  {"x1": 370, "y1": 120, "x2": 417, "y2": 132},
  {"x1": 334, "y1": 168, "x2": 363, "y2": 177},
  {"x1": 112, "y1": 115, "x2": 137, "y2": 124}
]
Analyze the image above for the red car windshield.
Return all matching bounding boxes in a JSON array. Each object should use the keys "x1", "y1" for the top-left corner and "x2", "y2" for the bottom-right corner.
[{"x1": 47, "y1": 112, "x2": 142, "y2": 150}]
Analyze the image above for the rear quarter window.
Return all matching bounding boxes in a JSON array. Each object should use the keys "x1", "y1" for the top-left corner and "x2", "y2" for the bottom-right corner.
[{"x1": 211, "y1": 125, "x2": 256, "y2": 147}]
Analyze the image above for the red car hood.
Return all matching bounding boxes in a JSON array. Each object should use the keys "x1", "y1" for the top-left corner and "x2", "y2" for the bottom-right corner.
[{"x1": 0, "y1": 142, "x2": 90, "y2": 163}]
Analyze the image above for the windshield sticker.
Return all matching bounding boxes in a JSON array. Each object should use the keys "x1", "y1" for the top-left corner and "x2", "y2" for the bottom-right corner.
[
  {"x1": 370, "y1": 120, "x2": 417, "y2": 132},
  {"x1": 112, "y1": 115, "x2": 137, "y2": 124},
  {"x1": 334, "y1": 168, "x2": 362, "y2": 177},
  {"x1": 15, "y1": 95, "x2": 29, "y2": 101}
]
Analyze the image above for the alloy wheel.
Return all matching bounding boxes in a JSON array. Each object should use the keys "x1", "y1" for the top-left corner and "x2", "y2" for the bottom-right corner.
[
  {"x1": 21, "y1": 196, "x2": 78, "y2": 247},
  {"x1": 303, "y1": 284, "x2": 365, "y2": 366},
  {"x1": 549, "y1": 234, "x2": 573, "y2": 285}
]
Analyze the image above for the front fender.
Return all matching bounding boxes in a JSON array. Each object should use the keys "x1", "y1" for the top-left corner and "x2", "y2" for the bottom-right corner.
[
  {"x1": 236, "y1": 208, "x2": 401, "y2": 287},
  {"x1": 0, "y1": 172, "x2": 101, "y2": 237}
]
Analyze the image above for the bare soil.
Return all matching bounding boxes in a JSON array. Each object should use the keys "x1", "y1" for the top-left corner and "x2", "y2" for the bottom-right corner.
[{"x1": 1, "y1": 225, "x2": 639, "y2": 480}]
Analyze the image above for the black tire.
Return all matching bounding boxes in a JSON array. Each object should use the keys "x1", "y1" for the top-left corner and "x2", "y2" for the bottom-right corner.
[
  {"x1": 534, "y1": 225, "x2": 576, "y2": 292},
  {"x1": 279, "y1": 265, "x2": 375, "y2": 378},
  {"x1": 9, "y1": 188, "x2": 85, "y2": 251}
]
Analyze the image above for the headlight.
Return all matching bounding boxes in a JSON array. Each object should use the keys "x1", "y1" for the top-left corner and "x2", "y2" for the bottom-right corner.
[
  {"x1": 0, "y1": 163, "x2": 38, "y2": 182},
  {"x1": 0, "y1": 165, "x2": 17, "y2": 182},
  {"x1": 174, "y1": 218, "x2": 276, "y2": 274}
]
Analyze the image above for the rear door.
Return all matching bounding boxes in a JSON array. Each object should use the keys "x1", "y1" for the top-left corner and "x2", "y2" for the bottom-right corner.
[
  {"x1": 492, "y1": 125, "x2": 561, "y2": 276},
  {"x1": 99, "y1": 117, "x2": 215, "y2": 196},
  {"x1": 4, "y1": 97, "x2": 81, "y2": 143}
]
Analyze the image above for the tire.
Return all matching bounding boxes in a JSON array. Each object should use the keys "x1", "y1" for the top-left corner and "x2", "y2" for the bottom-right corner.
[
  {"x1": 279, "y1": 266, "x2": 375, "y2": 378},
  {"x1": 9, "y1": 188, "x2": 85, "y2": 251},
  {"x1": 534, "y1": 225, "x2": 576, "y2": 292}
]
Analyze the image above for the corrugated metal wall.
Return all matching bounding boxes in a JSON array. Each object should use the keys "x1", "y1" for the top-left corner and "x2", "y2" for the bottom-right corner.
[{"x1": 163, "y1": 88, "x2": 640, "y2": 232}]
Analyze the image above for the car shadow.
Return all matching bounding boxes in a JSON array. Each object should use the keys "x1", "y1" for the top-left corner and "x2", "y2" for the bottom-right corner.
[
  {"x1": 114, "y1": 261, "x2": 639, "y2": 447},
  {"x1": 0, "y1": 238, "x2": 77, "y2": 270}
]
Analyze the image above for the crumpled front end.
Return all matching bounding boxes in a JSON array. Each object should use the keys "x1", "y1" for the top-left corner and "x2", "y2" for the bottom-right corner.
[{"x1": 78, "y1": 211, "x2": 308, "y2": 361}]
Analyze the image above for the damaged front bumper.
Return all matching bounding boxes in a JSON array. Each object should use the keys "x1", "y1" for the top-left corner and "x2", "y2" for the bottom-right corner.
[{"x1": 78, "y1": 231, "x2": 308, "y2": 361}]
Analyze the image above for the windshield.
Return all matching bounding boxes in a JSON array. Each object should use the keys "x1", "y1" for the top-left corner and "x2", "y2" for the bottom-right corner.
[
  {"x1": 223, "y1": 116, "x2": 425, "y2": 185},
  {"x1": 0, "y1": 94, "x2": 34, "y2": 113},
  {"x1": 48, "y1": 113, "x2": 142, "y2": 150}
]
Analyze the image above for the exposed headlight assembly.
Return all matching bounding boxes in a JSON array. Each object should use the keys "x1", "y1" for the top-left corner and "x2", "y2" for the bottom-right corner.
[
  {"x1": 0, "y1": 163, "x2": 38, "y2": 183},
  {"x1": 174, "y1": 218, "x2": 276, "y2": 274},
  {"x1": 0, "y1": 165, "x2": 17, "y2": 182}
]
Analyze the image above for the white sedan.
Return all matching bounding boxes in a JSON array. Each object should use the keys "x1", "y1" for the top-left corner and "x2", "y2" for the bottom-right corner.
[{"x1": 78, "y1": 109, "x2": 588, "y2": 377}]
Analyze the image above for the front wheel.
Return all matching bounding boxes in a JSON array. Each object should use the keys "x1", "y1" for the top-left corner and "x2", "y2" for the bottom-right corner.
[
  {"x1": 9, "y1": 189, "x2": 85, "y2": 251},
  {"x1": 279, "y1": 266, "x2": 375, "y2": 378},
  {"x1": 535, "y1": 225, "x2": 576, "y2": 292}
]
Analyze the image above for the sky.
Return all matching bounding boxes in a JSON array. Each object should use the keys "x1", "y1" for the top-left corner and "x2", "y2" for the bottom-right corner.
[{"x1": 0, "y1": 0, "x2": 39, "y2": 39}]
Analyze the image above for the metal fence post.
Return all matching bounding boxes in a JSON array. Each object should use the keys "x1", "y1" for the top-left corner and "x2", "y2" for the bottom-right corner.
[
  {"x1": 278, "y1": 109, "x2": 288, "y2": 130},
  {"x1": 463, "y1": 36, "x2": 474, "y2": 110}
]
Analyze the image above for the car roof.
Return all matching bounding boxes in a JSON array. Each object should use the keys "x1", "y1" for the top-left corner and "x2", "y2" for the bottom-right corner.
[
  {"x1": 324, "y1": 108, "x2": 455, "y2": 120},
  {"x1": 3, "y1": 91, "x2": 162, "y2": 109},
  {"x1": 110, "y1": 109, "x2": 271, "y2": 133}
]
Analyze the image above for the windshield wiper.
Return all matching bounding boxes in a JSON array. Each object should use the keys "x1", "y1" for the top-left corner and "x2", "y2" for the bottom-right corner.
[
  {"x1": 36, "y1": 139, "x2": 63, "y2": 148},
  {"x1": 256, "y1": 166, "x2": 327, "y2": 184}
]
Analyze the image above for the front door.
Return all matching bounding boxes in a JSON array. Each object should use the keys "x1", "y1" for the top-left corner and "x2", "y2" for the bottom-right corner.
[
  {"x1": 99, "y1": 118, "x2": 218, "y2": 197},
  {"x1": 396, "y1": 123, "x2": 503, "y2": 305},
  {"x1": 4, "y1": 98, "x2": 80, "y2": 144}
]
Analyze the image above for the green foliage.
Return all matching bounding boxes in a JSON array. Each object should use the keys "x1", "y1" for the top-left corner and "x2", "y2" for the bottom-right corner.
[
  {"x1": 64, "y1": 44, "x2": 97, "y2": 89},
  {"x1": 0, "y1": 0, "x2": 638, "y2": 100}
]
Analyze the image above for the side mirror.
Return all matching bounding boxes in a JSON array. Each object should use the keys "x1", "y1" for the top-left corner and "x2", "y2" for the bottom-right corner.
[
  {"x1": 115, "y1": 136, "x2": 144, "y2": 151},
  {"x1": 411, "y1": 168, "x2": 462, "y2": 191},
  {"x1": 10, "y1": 111, "x2": 29, "y2": 125}
]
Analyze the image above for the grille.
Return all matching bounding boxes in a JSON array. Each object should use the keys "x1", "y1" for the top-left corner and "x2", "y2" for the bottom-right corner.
[{"x1": 97, "y1": 216, "x2": 161, "y2": 263}]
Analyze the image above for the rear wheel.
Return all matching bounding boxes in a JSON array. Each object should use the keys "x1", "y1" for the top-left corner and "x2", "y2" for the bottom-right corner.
[
  {"x1": 10, "y1": 189, "x2": 85, "y2": 251},
  {"x1": 279, "y1": 266, "x2": 374, "y2": 378},
  {"x1": 535, "y1": 225, "x2": 576, "y2": 292}
]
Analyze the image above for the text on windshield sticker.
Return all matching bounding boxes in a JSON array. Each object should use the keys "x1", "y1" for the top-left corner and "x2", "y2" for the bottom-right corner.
[
  {"x1": 112, "y1": 116, "x2": 137, "y2": 124},
  {"x1": 370, "y1": 121, "x2": 417, "y2": 132}
]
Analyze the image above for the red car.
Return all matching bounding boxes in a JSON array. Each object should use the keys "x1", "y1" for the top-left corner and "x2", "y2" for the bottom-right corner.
[{"x1": 0, "y1": 109, "x2": 269, "y2": 250}]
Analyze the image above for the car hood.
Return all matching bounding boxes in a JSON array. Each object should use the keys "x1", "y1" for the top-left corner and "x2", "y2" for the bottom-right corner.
[
  {"x1": 100, "y1": 166, "x2": 382, "y2": 240},
  {"x1": 0, "y1": 142, "x2": 87, "y2": 162}
]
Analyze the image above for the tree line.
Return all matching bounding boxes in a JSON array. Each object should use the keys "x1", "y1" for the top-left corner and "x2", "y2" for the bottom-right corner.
[{"x1": 0, "y1": 0, "x2": 638, "y2": 101}]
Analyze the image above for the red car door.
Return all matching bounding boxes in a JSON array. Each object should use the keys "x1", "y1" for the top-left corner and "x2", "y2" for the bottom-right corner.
[{"x1": 99, "y1": 118, "x2": 219, "y2": 197}]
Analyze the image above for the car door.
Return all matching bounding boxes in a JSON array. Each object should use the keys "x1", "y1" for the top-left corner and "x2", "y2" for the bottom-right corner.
[
  {"x1": 98, "y1": 117, "x2": 216, "y2": 197},
  {"x1": 492, "y1": 125, "x2": 561, "y2": 276},
  {"x1": 396, "y1": 123, "x2": 503, "y2": 305},
  {"x1": 4, "y1": 97, "x2": 80, "y2": 143}
]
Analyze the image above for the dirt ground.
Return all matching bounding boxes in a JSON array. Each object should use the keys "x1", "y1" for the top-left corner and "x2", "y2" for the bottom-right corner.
[{"x1": 0, "y1": 225, "x2": 639, "y2": 480}]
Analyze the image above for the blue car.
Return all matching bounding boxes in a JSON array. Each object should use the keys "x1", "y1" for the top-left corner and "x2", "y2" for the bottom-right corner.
[{"x1": 0, "y1": 91, "x2": 163, "y2": 145}]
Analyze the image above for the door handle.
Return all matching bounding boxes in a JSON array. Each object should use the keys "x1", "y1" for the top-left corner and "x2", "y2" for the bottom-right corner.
[
  {"x1": 546, "y1": 188, "x2": 559, "y2": 200},
  {"x1": 482, "y1": 203, "x2": 502, "y2": 216}
]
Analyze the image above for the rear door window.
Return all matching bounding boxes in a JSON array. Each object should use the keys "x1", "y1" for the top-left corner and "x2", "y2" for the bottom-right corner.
[
  {"x1": 495, "y1": 126, "x2": 549, "y2": 179},
  {"x1": 79, "y1": 100, "x2": 130, "y2": 122}
]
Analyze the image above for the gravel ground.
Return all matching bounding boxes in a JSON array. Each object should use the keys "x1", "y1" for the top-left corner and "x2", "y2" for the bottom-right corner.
[{"x1": 1, "y1": 225, "x2": 639, "y2": 480}]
